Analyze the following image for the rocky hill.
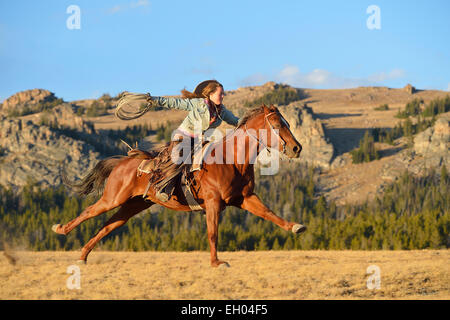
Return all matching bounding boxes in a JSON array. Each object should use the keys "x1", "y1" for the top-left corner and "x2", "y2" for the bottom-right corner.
[
  {"x1": 0, "y1": 96, "x2": 122, "y2": 191},
  {"x1": 0, "y1": 89, "x2": 63, "y2": 117},
  {"x1": 0, "y1": 84, "x2": 448, "y2": 205},
  {"x1": 317, "y1": 114, "x2": 449, "y2": 205},
  {"x1": 0, "y1": 117, "x2": 101, "y2": 190}
]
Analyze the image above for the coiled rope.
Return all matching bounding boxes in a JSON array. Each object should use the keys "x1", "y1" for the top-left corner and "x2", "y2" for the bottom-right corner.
[{"x1": 115, "y1": 91, "x2": 156, "y2": 120}]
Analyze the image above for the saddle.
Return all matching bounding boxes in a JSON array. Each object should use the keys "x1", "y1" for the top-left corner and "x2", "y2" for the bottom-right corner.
[
  {"x1": 137, "y1": 157, "x2": 157, "y2": 174},
  {"x1": 131, "y1": 141, "x2": 213, "y2": 211},
  {"x1": 136, "y1": 140, "x2": 213, "y2": 175}
]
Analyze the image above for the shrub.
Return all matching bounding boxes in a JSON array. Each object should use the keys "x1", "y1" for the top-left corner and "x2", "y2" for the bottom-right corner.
[
  {"x1": 85, "y1": 100, "x2": 109, "y2": 117},
  {"x1": 7, "y1": 97, "x2": 64, "y2": 117},
  {"x1": 374, "y1": 104, "x2": 389, "y2": 111}
]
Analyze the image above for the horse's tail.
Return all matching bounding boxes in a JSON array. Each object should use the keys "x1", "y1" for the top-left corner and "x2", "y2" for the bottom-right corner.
[{"x1": 61, "y1": 156, "x2": 126, "y2": 197}]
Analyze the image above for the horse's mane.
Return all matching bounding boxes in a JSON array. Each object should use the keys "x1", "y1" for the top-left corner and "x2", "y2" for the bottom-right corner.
[{"x1": 237, "y1": 105, "x2": 267, "y2": 128}]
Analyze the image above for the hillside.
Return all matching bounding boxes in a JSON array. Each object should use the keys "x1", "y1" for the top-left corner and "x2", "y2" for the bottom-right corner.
[{"x1": 0, "y1": 83, "x2": 449, "y2": 205}]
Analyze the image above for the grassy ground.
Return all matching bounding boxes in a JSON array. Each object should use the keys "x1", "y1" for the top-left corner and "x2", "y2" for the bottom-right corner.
[{"x1": 1, "y1": 250, "x2": 448, "y2": 300}]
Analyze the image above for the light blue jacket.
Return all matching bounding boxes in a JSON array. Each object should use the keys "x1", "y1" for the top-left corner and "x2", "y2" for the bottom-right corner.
[{"x1": 152, "y1": 97, "x2": 239, "y2": 136}]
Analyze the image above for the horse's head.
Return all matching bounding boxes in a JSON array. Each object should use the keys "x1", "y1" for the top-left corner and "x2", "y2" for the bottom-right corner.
[
  {"x1": 240, "y1": 104, "x2": 302, "y2": 158},
  {"x1": 261, "y1": 105, "x2": 302, "y2": 158}
]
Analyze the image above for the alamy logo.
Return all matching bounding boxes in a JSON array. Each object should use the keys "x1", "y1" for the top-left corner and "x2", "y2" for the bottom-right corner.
[
  {"x1": 366, "y1": 265, "x2": 381, "y2": 290},
  {"x1": 66, "y1": 5, "x2": 81, "y2": 30},
  {"x1": 366, "y1": 5, "x2": 381, "y2": 30},
  {"x1": 66, "y1": 265, "x2": 81, "y2": 290}
]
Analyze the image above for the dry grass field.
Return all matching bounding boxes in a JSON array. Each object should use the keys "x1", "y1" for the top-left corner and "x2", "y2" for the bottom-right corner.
[{"x1": 1, "y1": 250, "x2": 448, "y2": 300}]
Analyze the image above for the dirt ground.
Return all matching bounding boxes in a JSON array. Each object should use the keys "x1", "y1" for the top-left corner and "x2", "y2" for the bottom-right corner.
[{"x1": 1, "y1": 250, "x2": 448, "y2": 300}]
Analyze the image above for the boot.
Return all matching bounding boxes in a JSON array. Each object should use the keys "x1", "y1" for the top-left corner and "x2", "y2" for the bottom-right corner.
[
  {"x1": 156, "y1": 189, "x2": 170, "y2": 202},
  {"x1": 156, "y1": 179, "x2": 175, "y2": 202}
]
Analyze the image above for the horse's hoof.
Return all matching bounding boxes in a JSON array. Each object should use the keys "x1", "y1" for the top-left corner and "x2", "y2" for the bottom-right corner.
[
  {"x1": 76, "y1": 259, "x2": 87, "y2": 265},
  {"x1": 212, "y1": 260, "x2": 230, "y2": 268},
  {"x1": 292, "y1": 224, "x2": 307, "y2": 234},
  {"x1": 51, "y1": 224, "x2": 61, "y2": 233}
]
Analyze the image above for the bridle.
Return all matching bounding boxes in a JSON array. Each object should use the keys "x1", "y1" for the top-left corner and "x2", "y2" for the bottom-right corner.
[{"x1": 244, "y1": 111, "x2": 288, "y2": 155}]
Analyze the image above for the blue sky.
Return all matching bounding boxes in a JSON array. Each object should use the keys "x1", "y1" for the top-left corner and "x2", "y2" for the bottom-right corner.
[{"x1": 0, "y1": 0, "x2": 449, "y2": 102}]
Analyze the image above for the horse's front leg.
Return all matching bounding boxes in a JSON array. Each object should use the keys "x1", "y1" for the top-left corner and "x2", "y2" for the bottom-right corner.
[
  {"x1": 240, "y1": 193, "x2": 306, "y2": 234},
  {"x1": 205, "y1": 197, "x2": 229, "y2": 268}
]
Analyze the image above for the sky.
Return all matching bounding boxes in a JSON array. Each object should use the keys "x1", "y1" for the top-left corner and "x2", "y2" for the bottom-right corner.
[{"x1": 0, "y1": 0, "x2": 449, "y2": 102}]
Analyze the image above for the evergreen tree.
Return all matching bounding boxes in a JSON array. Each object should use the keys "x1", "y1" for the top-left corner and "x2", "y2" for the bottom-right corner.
[{"x1": 350, "y1": 130, "x2": 380, "y2": 163}]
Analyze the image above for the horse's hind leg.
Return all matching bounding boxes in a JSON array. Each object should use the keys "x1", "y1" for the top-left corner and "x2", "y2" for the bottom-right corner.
[
  {"x1": 52, "y1": 196, "x2": 122, "y2": 236},
  {"x1": 78, "y1": 198, "x2": 153, "y2": 263},
  {"x1": 52, "y1": 164, "x2": 138, "y2": 235}
]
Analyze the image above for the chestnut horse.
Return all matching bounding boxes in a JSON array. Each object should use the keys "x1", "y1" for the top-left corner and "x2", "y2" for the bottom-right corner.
[{"x1": 52, "y1": 105, "x2": 306, "y2": 267}]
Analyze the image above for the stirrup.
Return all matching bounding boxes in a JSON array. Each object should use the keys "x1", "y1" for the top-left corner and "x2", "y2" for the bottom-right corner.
[{"x1": 156, "y1": 191, "x2": 170, "y2": 202}]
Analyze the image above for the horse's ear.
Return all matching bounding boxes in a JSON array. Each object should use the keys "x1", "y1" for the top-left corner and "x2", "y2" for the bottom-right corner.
[{"x1": 262, "y1": 104, "x2": 277, "y2": 114}]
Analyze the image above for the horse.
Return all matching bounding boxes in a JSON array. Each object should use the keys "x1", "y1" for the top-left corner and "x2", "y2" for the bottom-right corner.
[{"x1": 52, "y1": 104, "x2": 306, "y2": 267}]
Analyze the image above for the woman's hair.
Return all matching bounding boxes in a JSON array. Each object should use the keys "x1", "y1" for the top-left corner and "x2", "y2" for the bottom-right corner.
[{"x1": 181, "y1": 80, "x2": 223, "y2": 101}]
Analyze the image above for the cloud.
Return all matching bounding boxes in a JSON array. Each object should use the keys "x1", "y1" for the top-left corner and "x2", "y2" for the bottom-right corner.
[
  {"x1": 270, "y1": 65, "x2": 406, "y2": 89},
  {"x1": 108, "y1": 5, "x2": 122, "y2": 14},
  {"x1": 202, "y1": 41, "x2": 214, "y2": 48},
  {"x1": 447, "y1": 83, "x2": 450, "y2": 92},
  {"x1": 130, "y1": 0, "x2": 150, "y2": 8},
  {"x1": 108, "y1": 0, "x2": 150, "y2": 14},
  {"x1": 366, "y1": 69, "x2": 405, "y2": 82}
]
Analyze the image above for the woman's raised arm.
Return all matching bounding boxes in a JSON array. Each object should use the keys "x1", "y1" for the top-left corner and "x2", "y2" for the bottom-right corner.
[
  {"x1": 151, "y1": 97, "x2": 205, "y2": 112},
  {"x1": 220, "y1": 107, "x2": 240, "y2": 127}
]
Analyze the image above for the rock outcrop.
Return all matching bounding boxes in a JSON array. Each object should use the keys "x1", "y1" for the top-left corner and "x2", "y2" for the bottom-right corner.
[
  {"x1": 279, "y1": 103, "x2": 334, "y2": 169},
  {"x1": 0, "y1": 89, "x2": 61, "y2": 116},
  {"x1": 413, "y1": 114, "x2": 449, "y2": 167},
  {"x1": 403, "y1": 84, "x2": 416, "y2": 94},
  {"x1": 0, "y1": 118, "x2": 102, "y2": 190},
  {"x1": 38, "y1": 103, "x2": 95, "y2": 134},
  {"x1": 224, "y1": 81, "x2": 278, "y2": 115}
]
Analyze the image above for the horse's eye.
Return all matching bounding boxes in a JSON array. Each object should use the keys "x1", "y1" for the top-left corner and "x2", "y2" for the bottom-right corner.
[{"x1": 273, "y1": 122, "x2": 281, "y2": 129}]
